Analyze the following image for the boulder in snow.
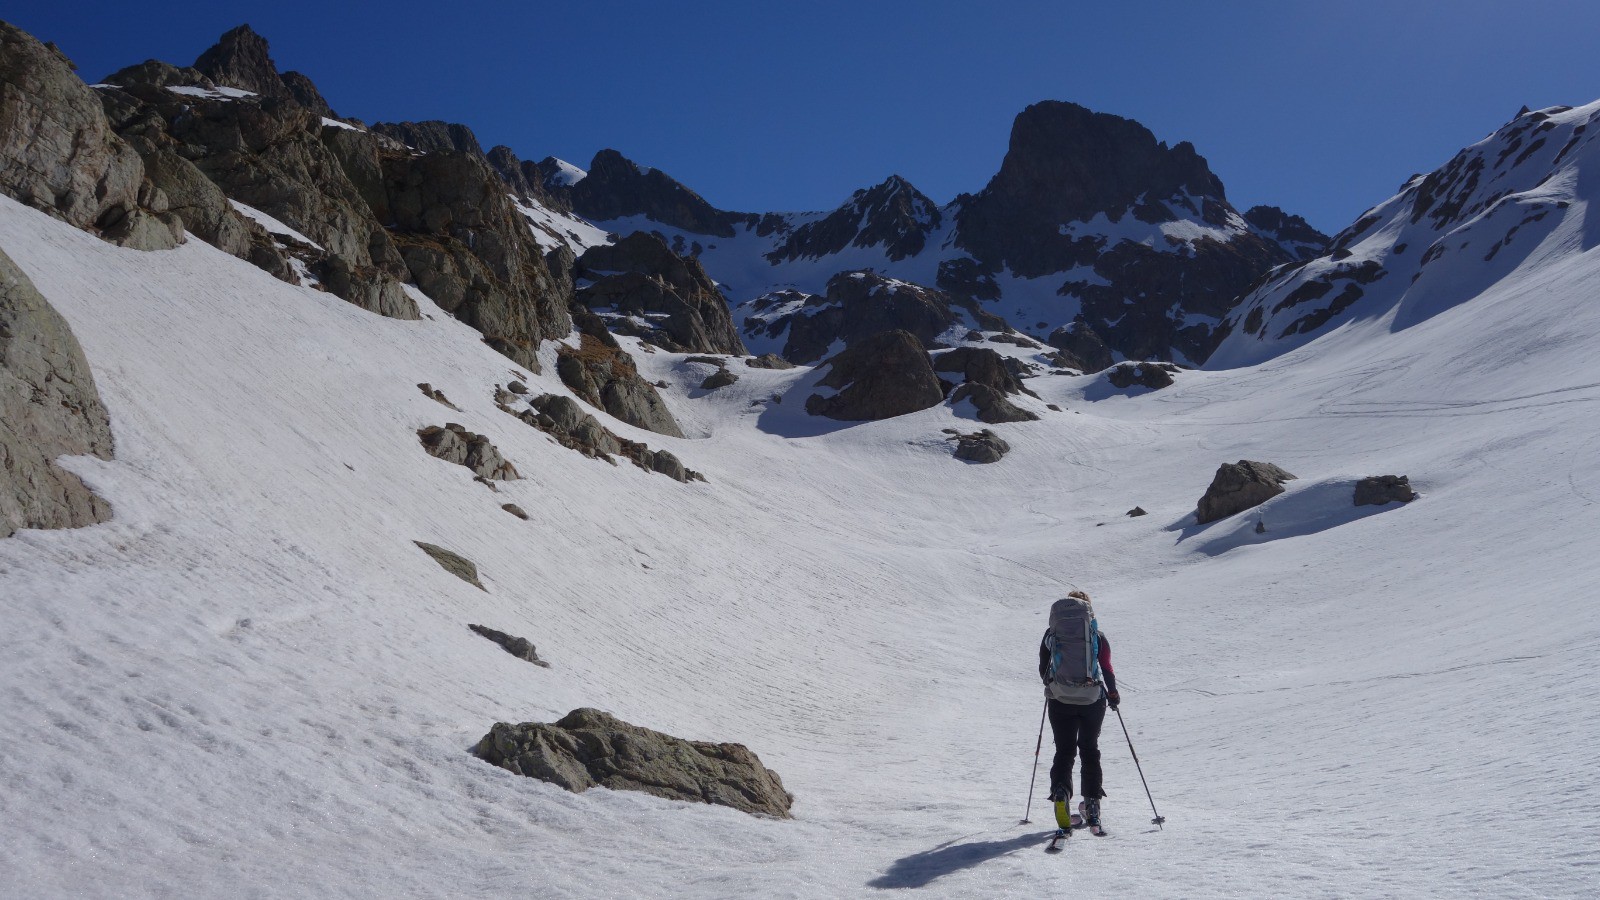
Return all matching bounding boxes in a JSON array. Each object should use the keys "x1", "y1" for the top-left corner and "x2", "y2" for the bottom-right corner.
[
  {"x1": 951, "y1": 429, "x2": 1011, "y2": 464},
  {"x1": 468, "y1": 624, "x2": 549, "y2": 667},
  {"x1": 418, "y1": 424, "x2": 518, "y2": 481},
  {"x1": 805, "y1": 330, "x2": 944, "y2": 422},
  {"x1": 473, "y1": 708, "x2": 793, "y2": 818},
  {"x1": 414, "y1": 541, "x2": 484, "y2": 590},
  {"x1": 1354, "y1": 475, "x2": 1416, "y2": 507},
  {"x1": 1196, "y1": 460, "x2": 1296, "y2": 524}
]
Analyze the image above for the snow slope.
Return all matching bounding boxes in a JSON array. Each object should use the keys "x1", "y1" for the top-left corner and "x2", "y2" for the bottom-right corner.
[
  {"x1": 1212, "y1": 101, "x2": 1600, "y2": 369},
  {"x1": 2, "y1": 185, "x2": 1598, "y2": 899}
]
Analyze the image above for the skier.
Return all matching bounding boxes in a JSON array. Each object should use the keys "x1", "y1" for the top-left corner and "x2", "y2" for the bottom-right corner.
[{"x1": 1039, "y1": 590, "x2": 1119, "y2": 835}]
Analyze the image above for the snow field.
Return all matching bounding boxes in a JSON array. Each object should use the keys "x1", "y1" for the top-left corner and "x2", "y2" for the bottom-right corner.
[{"x1": 1, "y1": 192, "x2": 1597, "y2": 897}]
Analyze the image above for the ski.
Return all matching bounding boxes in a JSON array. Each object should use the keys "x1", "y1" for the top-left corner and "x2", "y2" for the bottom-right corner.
[{"x1": 1045, "y1": 828, "x2": 1069, "y2": 852}]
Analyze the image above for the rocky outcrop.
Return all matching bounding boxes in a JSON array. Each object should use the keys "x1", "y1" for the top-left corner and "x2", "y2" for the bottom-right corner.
[
  {"x1": 0, "y1": 246, "x2": 115, "y2": 538},
  {"x1": 563, "y1": 149, "x2": 744, "y2": 236},
  {"x1": 949, "y1": 383, "x2": 1037, "y2": 424},
  {"x1": 744, "y1": 272, "x2": 960, "y2": 366},
  {"x1": 376, "y1": 148, "x2": 571, "y2": 365},
  {"x1": 951, "y1": 429, "x2": 1011, "y2": 464},
  {"x1": 468, "y1": 624, "x2": 549, "y2": 667},
  {"x1": 1046, "y1": 319, "x2": 1114, "y2": 372},
  {"x1": 1243, "y1": 205, "x2": 1329, "y2": 261},
  {"x1": 576, "y1": 232, "x2": 746, "y2": 355},
  {"x1": 0, "y1": 20, "x2": 179, "y2": 250},
  {"x1": 767, "y1": 175, "x2": 941, "y2": 262},
  {"x1": 505, "y1": 393, "x2": 701, "y2": 482},
  {"x1": 414, "y1": 541, "x2": 484, "y2": 590},
  {"x1": 744, "y1": 353, "x2": 794, "y2": 370},
  {"x1": 1196, "y1": 460, "x2": 1296, "y2": 524},
  {"x1": 1106, "y1": 361, "x2": 1181, "y2": 391},
  {"x1": 191, "y1": 24, "x2": 293, "y2": 100},
  {"x1": 370, "y1": 120, "x2": 483, "y2": 156},
  {"x1": 557, "y1": 312, "x2": 683, "y2": 437},
  {"x1": 418, "y1": 424, "x2": 518, "y2": 480},
  {"x1": 932, "y1": 346, "x2": 1033, "y2": 396},
  {"x1": 473, "y1": 708, "x2": 793, "y2": 818},
  {"x1": 805, "y1": 330, "x2": 944, "y2": 421},
  {"x1": 1354, "y1": 475, "x2": 1416, "y2": 506}
]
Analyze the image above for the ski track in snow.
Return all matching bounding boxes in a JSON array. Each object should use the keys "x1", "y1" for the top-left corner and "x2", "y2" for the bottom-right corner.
[{"x1": 1, "y1": 194, "x2": 1599, "y2": 897}]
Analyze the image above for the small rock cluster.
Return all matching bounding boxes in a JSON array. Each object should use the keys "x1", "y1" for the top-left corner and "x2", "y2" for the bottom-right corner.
[
  {"x1": 948, "y1": 429, "x2": 1011, "y2": 464},
  {"x1": 1107, "y1": 362, "x2": 1182, "y2": 391},
  {"x1": 1354, "y1": 475, "x2": 1416, "y2": 506},
  {"x1": 473, "y1": 708, "x2": 793, "y2": 818},
  {"x1": 685, "y1": 356, "x2": 739, "y2": 390},
  {"x1": 417, "y1": 424, "x2": 519, "y2": 481},
  {"x1": 503, "y1": 393, "x2": 702, "y2": 483}
]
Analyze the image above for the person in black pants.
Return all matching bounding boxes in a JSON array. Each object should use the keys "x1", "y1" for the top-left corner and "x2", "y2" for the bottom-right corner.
[{"x1": 1039, "y1": 604, "x2": 1120, "y2": 828}]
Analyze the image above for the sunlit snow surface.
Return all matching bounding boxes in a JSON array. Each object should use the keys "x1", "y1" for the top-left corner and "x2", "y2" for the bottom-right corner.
[{"x1": 1, "y1": 193, "x2": 1598, "y2": 897}]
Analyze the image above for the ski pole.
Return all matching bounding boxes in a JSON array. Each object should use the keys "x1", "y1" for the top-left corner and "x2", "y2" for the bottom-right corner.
[
  {"x1": 1113, "y1": 706, "x2": 1165, "y2": 828},
  {"x1": 1021, "y1": 698, "x2": 1048, "y2": 824}
]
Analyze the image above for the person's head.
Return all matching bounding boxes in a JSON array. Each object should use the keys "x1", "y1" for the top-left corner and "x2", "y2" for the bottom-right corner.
[{"x1": 1067, "y1": 590, "x2": 1090, "y2": 602}]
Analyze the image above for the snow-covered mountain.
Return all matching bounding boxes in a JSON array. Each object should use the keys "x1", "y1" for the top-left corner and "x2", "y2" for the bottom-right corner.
[
  {"x1": 1211, "y1": 101, "x2": 1600, "y2": 368},
  {"x1": 4, "y1": 18, "x2": 1600, "y2": 900},
  {"x1": 546, "y1": 102, "x2": 1327, "y2": 366}
]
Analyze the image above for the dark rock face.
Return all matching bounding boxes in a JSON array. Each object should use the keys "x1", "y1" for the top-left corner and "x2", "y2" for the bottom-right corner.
[
  {"x1": 952, "y1": 429, "x2": 1011, "y2": 463},
  {"x1": 418, "y1": 424, "x2": 518, "y2": 480},
  {"x1": 1106, "y1": 361, "x2": 1180, "y2": 391},
  {"x1": 768, "y1": 175, "x2": 941, "y2": 262},
  {"x1": 468, "y1": 624, "x2": 549, "y2": 667},
  {"x1": 279, "y1": 70, "x2": 333, "y2": 118},
  {"x1": 1244, "y1": 205, "x2": 1329, "y2": 260},
  {"x1": 371, "y1": 120, "x2": 484, "y2": 157},
  {"x1": 747, "y1": 271, "x2": 960, "y2": 366},
  {"x1": 565, "y1": 149, "x2": 742, "y2": 237},
  {"x1": 1127, "y1": 506, "x2": 1147, "y2": 517},
  {"x1": 1354, "y1": 475, "x2": 1416, "y2": 506},
  {"x1": 473, "y1": 708, "x2": 793, "y2": 818},
  {"x1": 805, "y1": 330, "x2": 944, "y2": 421},
  {"x1": 1196, "y1": 460, "x2": 1296, "y2": 524},
  {"x1": 0, "y1": 246, "x2": 115, "y2": 538},
  {"x1": 414, "y1": 541, "x2": 484, "y2": 590},
  {"x1": 1046, "y1": 319, "x2": 1114, "y2": 372},
  {"x1": 501, "y1": 502, "x2": 529, "y2": 520},
  {"x1": 700, "y1": 368, "x2": 738, "y2": 390},
  {"x1": 505, "y1": 393, "x2": 702, "y2": 482},
  {"x1": 557, "y1": 312, "x2": 684, "y2": 437},
  {"x1": 0, "y1": 21, "x2": 179, "y2": 250},
  {"x1": 417, "y1": 382, "x2": 460, "y2": 409},
  {"x1": 377, "y1": 148, "x2": 571, "y2": 365},
  {"x1": 933, "y1": 347, "x2": 1033, "y2": 396},
  {"x1": 576, "y1": 232, "x2": 746, "y2": 355},
  {"x1": 191, "y1": 24, "x2": 293, "y2": 101},
  {"x1": 950, "y1": 383, "x2": 1038, "y2": 424}
]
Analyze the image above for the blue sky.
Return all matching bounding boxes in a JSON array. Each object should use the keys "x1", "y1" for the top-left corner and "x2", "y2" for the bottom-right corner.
[{"x1": 12, "y1": 1, "x2": 1600, "y2": 232}]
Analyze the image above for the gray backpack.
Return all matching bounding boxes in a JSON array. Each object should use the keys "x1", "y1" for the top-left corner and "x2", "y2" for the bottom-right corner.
[{"x1": 1044, "y1": 596, "x2": 1102, "y2": 704}]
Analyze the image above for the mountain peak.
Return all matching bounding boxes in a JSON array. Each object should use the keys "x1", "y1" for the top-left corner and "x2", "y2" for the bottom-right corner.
[{"x1": 192, "y1": 24, "x2": 290, "y2": 100}]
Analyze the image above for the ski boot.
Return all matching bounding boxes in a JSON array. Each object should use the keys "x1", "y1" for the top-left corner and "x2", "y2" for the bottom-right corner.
[
  {"x1": 1078, "y1": 797, "x2": 1105, "y2": 836},
  {"x1": 1049, "y1": 787, "x2": 1072, "y2": 832}
]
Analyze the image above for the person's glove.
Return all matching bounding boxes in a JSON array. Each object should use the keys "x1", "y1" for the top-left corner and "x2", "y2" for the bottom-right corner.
[{"x1": 1106, "y1": 690, "x2": 1121, "y2": 710}]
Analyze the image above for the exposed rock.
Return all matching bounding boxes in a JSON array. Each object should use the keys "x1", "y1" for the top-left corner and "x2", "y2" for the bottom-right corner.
[
  {"x1": 378, "y1": 148, "x2": 571, "y2": 366},
  {"x1": 507, "y1": 380, "x2": 528, "y2": 395},
  {"x1": 565, "y1": 149, "x2": 743, "y2": 237},
  {"x1": 417, "y1": 424, "x2": 519, "y2": 480},
  {"x1": 473, "y1": 708, "x2": 793, "y2": 818},
  {"x1": 949, "y1": 383, "x2": 1038, "y2": 424},
  {"x1": 576, "y1": 232, "x2": 746, "y2": 355},
  {"x1": 767, "y1": 175, "x2": 940, "y2": 262},
  {"x1": 0, "y1": 21, "x2": 177, "y2": 249},
  {"x1": 746, "y1": 271, "x2": 959, "y2": 366},
  {"x1": 139, "y1": 148, "x2": 274, "y2": 264},
  {"x1": 417, "y1": 382, "x2": 460, "y2": 410},
  {"x1": 1196, "y1": 460, "x2": 1297, "y2": 524},
  {"x1": 370, "y1": 120, "x2": 484, "y2": 157},
  {"x1": 468, "y1": 623, "x2": 549, "y2": 667},
  {"x1": 557, "y1": 312, "x2": 683, "y2": 437},
  {"x1": 805, "y1": 330, "x2": 944, "y2": 421},
  {"x1": 1047, "y1": 318, "x2": 1114, "y2": 372},
  {"x1": 951, "y1": 429, "x2": 1011, "y2": 464},
  {"x1": 1127, "y1": 506, "x2": 1147, "y2": 517},
  {"x1": 191, "y1": 24, "x2": 293, "y2": 100},
  {"x1": 932, "y1": 346, "x2": 1034, "y2": 396},
  {"x1": 700, "y1": 368, "x2": 738, "y2": 390},
  {"x1": 1354, "y1": 475, "x2": 1416, "y2": 507},
  {"x1": 414, "y1": 541, "x2": 484, "y2": 590},
  {"x1": 0, "y1": 246, "x2": 115, "y2": 538},
  {"x1": 507, "y1": 393, "x2": 702, "y2": 482},
  {"x1": 1106, "y1": 361, "x2": 1181, "y2": 391},
  {"x1": 744, "y1": 353, "x2": 794, "y2": 370},
  {"x1": 280, "y1": 70, "x2": 333, "y2": 118},
  {"x1": 1243, "y1": 205, "x2": 1329, "y2": 261},
  {"x1": 501, "y1": 503, "x2": 529, "y2": 520}
]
